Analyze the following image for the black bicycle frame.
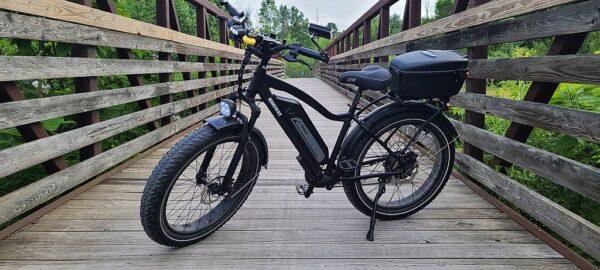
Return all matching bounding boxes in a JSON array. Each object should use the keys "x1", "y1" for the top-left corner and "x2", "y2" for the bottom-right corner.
[
  {"x1": 222, "y1": 55, "x2": 442, "y2": 190},
  {"x1": 236, "y1": 57, "x2": 370, "y2": 187}
]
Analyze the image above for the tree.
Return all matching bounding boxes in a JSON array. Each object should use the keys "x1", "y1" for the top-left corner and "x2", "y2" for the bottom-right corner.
[
  {"x1": 390, "y1": 13, "x2": 402, "y2": 35},
  {"x1": 434, "y1": 0, "x2": 454, "y2": 19},
  {"x1": 258, "y1": 0, "x2": 278, "y2": 35},
  {"x1": 288, "y1": 6, "x2": 310, "y2": 45},
  {"x1": 278, "y1": 5, "x2": 290, "y2": 40},
  {"x1": 326, "y1": 22, "x2": 339, "y2": 39}
]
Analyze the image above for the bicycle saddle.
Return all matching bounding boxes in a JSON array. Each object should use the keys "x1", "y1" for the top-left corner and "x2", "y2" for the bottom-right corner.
[{"x1": 339, "y1": 65, "x2": 392, "y2": 91}]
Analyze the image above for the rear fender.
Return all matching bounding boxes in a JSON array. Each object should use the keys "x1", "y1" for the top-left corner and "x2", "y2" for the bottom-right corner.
[
  {"x1": 339, "y1": 102, "x2": 457, "y2": 160},
  {"x1": 205, "y1": 116, "x2": 269, "y2": 168}
]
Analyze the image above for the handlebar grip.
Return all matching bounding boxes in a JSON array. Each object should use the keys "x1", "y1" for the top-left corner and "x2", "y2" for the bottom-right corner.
[
  {"x1": 242, "y1": 35, "x2": 257, "y2": 46},
  {"x1": 297, "y1": 47, "x2": 324, "y2": 62}
]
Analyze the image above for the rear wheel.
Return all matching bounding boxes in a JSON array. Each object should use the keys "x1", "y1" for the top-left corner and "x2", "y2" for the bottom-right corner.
[
  {"x1": 140, "y1": 126, "x2": 261, "y2": 247},
  {"x1": 343, "y1": 111, "x2": 454, "y2": 220}
]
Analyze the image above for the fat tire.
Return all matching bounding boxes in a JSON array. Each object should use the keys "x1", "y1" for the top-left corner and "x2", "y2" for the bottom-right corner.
[
  {"x1": 140, "y1": 125, "x2": 260, "y2": 247},
  {"x1": 343, "y1": 111, "x2": 455, "y2": 220}
]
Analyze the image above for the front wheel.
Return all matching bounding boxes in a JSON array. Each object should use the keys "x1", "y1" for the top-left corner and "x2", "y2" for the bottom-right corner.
[
  {"x1": 343, "y1": 111, "x2": 455, "y2": 220},
  {"x1": 140, "y1": 125, "x2": 261, "y2": 247}
]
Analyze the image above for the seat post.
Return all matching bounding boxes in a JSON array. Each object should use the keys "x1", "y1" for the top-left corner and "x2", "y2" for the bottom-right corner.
[{"x1": 349, "y1": 87, "x2": 364, "y2": 112}]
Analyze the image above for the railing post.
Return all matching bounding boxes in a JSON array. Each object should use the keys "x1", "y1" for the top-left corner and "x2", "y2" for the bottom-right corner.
[
  {"x1": 96, "y1": 0, "x2": 161, "y2": 131},
  {"x1": 218, "y1": 17, "x2": 229, "y2": 102},
  {"x1": 362, "y1": 19, "x2": 371, "y2": 64},
  {"x1": 157, "y1": 0, "x2": 172, "y2": 125},
  {"x1": 402, "y1": 0, "x2": 421, "y2": 31},
  {"x1": 490, "y1": 33, "x2": 588, "y2": 168},
  {"x1": 196, "y1": 5, "x2": 208, "y2": 111},
  {"x1": 0, "y1": 82, "x2": 68, "y2": 173},
  {"x1": 463, "y1": 0, "x2": 489, "y2": 161},
  {"x1": 168, "y1": 0, "x2": 197, "y2": 113},
  {"x1": 378, "y1": 5, "x2": 390, "y2": 63},
  {"x1": 345, "y1": 34, "x2": 352, "y2": 53},
  {"x1": 70, "y1": 0, "x2": 102, "y2": 161}
]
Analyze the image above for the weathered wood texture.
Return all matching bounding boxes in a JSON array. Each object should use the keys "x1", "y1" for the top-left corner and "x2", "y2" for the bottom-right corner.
[
  {"x1": 322, "y1": 0, "x2": 600, "y2": 65},
  {"x1": 0, "y1": 88, "x2": 234, "y2": 180},
  {"x1": 0, "y1": 82, "x2": 69, "y2": 174},
  {"x1": 451, "y1": 119, "x2": 600, "y2": 202},
  {"x1": 330, "y1": 0, "x2": 579, "y2": 61},
  {"x1": 0, "y1": 0, "x2": 243, "y2": 55},
  {"x1": 0, "y1": 74, "x2": 251, "y2": 129},
  {"x1": 469, "y1": 55, "x2": 600, "y2": 85},
  {"x1": 0, "y1": 105, "x2": 219, "y2": 225},
  {"x1": 309, "y1": 0, "x2": 597, "y2": 266},
  {"x1": 0, "y1": 0, "x2": 284, "y2": 234},
  {"x1": 451, "y1": 93, "x2": 600, "y2": 143},
  {"x1": 407, "y1": 0, "x2": 600, "y2": 52},
  {"x1": 455, "y1": 152, "x2": 600, "y2": 261},
  {"x1": 0, "y1": 10, "x2": 247, "y2": 60},
  {"x1": 0, "y1": 79, "x2": 574, "y2": 269},
  {"x1": 0, "y1": 56, "x2": 281, "y2": 82}
]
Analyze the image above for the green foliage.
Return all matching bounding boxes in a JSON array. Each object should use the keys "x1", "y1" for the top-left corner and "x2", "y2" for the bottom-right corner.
[
  {"x1": 390, "y1": 14, "x2": 402, "y2": 35},
  {"x1": 480, "y1": 78, "x2": 600, "y2": 229},
  {"x1": 256, "y1": 0, "x2": 319, "y2": 77},
  {"x1": 326, "y1": 22, "x2": 339, "y2": 39},
  {"x1": 433, "y1": 0, "x2": 454, "y2": 19},
  {"x1": 258, "y1": 0, "x2": 278, "y2": 35},
  {"x1": 551, "y1": 83, "x2": 600, "y2": 111}
]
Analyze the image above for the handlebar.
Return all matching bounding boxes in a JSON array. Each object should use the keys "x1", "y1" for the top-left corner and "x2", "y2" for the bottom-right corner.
[
  {"x1": 285, "y1": 44, "x2": 329, "y2": 64},
  {"x1": 221, "y1": 1, "x2": 329, "y2": 64},
  {"x1": 297, "y1": 47, "x2": 323, "y2": 60}
]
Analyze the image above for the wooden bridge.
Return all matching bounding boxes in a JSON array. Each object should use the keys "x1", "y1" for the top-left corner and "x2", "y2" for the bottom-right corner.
[{"x1": 0, "y1": 0, "x2": 598, "y2": 269}]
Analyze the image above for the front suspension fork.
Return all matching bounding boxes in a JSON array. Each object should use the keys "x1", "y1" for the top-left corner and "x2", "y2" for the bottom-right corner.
[{"x1": 218, "y1": 105, "x2": 261, "y2": 194}]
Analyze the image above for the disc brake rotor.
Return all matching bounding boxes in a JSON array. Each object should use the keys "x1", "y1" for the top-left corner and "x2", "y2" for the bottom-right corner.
[
  {"x1": 383, "y1": 151, "x2": 419, "y2": 182},
  {"x1": 199, "y1": 175, "x2": 224, "y2": 204}
]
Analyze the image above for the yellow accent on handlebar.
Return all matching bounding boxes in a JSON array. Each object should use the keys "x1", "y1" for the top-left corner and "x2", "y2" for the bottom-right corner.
[{"x1": 243, "y1": 35, "x2": 257, "y2": 46}]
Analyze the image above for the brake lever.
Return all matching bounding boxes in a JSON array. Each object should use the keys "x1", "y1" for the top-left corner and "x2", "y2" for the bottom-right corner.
[
  {"x1": 296, "y1": 58, "x2": 313, "y2": 70},
  {"x1": 283, "y1": 54, "x2": 313, "y2": 70}
]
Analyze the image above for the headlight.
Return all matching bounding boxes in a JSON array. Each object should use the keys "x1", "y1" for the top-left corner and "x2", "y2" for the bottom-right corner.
[{"x1": 219, "y1": 99, "x2": 236, "y2": 118}]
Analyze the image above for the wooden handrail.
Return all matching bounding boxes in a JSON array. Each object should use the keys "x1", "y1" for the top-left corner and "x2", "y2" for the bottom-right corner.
[
  {"x1": 0, "y1": 0, "x2": 285, "y2": 232},
  {"x1": 330, "y1": 0, "x2": 579, "y2": 62},
  {"x1": 0, "y1": 0, "x2": 243, "y2": 56},
  {"x1": 318, "y1": 0, "x2": 600, "y2": 262}
]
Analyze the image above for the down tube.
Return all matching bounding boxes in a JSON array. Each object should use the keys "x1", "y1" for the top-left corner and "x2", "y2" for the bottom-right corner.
[{"x1": 257, "y1": 77, "x2": 328, "y2": 183}]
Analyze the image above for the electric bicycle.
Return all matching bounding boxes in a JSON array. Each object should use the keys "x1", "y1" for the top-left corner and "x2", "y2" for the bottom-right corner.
[{"x1": 140, "y1": 0, "x2": 467, "y2": 247}]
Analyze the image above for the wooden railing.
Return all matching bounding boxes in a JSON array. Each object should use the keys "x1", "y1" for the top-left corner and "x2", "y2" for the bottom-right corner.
[
  {"x1": 0, "y1": 0, "x2": 284, "y2": 228},
  {"x1": 318, "y1": 0, "x2": 600, "y2": 263}
]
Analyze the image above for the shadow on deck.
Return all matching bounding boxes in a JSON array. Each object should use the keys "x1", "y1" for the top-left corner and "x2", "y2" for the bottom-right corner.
[{"x1": 0, "y1": 79, "x2": 576, "y2": 269}]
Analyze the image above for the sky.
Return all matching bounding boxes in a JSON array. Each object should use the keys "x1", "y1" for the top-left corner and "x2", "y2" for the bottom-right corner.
[{"x1": 228, "y1": 0, "x2": 437, "y2": 31}]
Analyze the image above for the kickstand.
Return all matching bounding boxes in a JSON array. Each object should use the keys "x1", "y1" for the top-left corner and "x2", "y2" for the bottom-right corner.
[{"x1": 366, "y1": 180, "x2": 386, "y2": 241}]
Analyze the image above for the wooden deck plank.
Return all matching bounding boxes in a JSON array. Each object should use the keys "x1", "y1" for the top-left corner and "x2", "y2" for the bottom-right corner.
[
  {"x1": 0, "y1": 78, "x2": 573, "y2": 269},
  {"x1": 0, "y1": 259, "x2": 578, "y2": 270},
  {"x1": 20, "y1": 218, "x2": 525, "y2": 232},
  {"x1": 0, "y1": 243, "x2": 563, "y2": 260},
  {"x1": 4, "y1": 230, "x2": 542, "y2": 245},
  {"x1": 43, "y1": 208, "x2": 508, "y2": 220}
]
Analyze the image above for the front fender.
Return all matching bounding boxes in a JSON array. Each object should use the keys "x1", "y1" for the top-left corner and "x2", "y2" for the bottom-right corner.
[{"x1": 205, "y1": 116, "x2": 269, "y2": 168}]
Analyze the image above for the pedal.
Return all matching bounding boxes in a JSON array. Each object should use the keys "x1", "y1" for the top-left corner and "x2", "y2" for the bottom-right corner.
[
  {"x1": 295, "y1": 185, "x2": 314, "y2": 198},
  {"x1": 337, "y1": 159, "x2": 357, "y2": 177}
]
